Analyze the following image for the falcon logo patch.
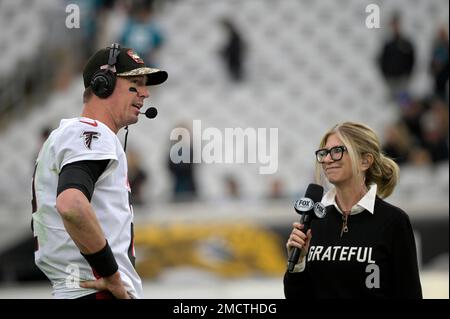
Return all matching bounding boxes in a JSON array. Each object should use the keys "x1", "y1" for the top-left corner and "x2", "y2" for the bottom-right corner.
[
  {"x1": 81, "y1": 131, "x2": 100, "y2": 150},
  {"x1": 127, "y1": 49, "x2": 144, "y2": 64}
]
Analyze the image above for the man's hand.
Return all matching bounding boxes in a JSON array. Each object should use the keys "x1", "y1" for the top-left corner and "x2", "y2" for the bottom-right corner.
[{"x1": 80, "y1": 271, "x2": 131, "y2": 299}]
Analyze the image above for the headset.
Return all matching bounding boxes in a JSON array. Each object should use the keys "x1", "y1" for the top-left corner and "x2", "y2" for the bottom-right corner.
[{"x1": 91, "y1": 43, "x2": 121, "y2": 98}]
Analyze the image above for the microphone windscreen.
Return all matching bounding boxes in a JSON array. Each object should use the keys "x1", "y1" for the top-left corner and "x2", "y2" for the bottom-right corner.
[
  {"x1": 145, "y1": 107, "x2": 158, "y2": 119},
  {"x1": 304, "y1": 183, "x2": 324, "y2": 203}
]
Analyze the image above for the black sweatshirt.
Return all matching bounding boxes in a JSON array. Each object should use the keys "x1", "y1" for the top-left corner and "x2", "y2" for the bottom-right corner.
[{"x1": 284, "y1": 197, "x2": 423, "y2": 299}]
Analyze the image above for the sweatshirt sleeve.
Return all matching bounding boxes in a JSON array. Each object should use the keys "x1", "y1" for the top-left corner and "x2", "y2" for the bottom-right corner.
[
  {"x1": 283, "y1": 263, "x2": 314, "y2": 299},
  {"x1": 391, "y1": 210, "x2": 423, "y2": 298}
]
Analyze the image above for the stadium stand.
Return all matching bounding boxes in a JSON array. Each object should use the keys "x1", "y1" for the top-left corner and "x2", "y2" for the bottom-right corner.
[{"x1": 0, "y1": 0, "x2": 448, "y2": 297}]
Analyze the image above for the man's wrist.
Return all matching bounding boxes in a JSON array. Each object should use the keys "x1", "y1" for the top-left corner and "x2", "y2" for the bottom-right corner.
[{"x1": 81, "y1": 240, "x2": 118, "y2": 277}]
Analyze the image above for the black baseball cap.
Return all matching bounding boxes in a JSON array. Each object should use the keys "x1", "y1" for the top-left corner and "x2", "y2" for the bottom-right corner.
[{"x1": 83, "y1": 44, "x2": 168, "y2": 88}]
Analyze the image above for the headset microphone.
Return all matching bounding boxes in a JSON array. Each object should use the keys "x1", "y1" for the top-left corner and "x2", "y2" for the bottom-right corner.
[
  {"x1": 129, "y1": 86, "x2": 158, "y2": 119},
  {"x1": 123, "y1": 106, "x2": 158, "y2": 153},
  {"x1": 123, "y1": 85, "x2": 158, "y2": 152},
  {"x1": 140, "y1": 107, "x2": 158, "y2": 119}
]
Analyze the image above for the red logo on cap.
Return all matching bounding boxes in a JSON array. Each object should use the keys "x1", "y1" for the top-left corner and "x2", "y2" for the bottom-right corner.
[{"x1": 127, "y1": 50, "x2": 144, "y2": 64}]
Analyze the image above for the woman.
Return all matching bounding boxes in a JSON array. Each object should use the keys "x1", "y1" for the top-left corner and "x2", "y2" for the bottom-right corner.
[{"x1": 284, "y1": 122, "x2": 422, "y2": 298}]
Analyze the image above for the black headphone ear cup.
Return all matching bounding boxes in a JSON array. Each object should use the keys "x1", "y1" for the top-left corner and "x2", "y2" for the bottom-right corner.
[{"x1": 91, "y1": 70, "x2": 116, "y2": 98}]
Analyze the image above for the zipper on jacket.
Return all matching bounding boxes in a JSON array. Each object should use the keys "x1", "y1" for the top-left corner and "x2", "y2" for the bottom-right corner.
[{"x1": 340, "y1": 214, "x2": 349, "y2": 237}]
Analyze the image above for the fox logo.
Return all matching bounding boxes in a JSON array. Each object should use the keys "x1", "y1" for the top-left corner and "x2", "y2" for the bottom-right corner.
[{"x1": 81, "y1": 131, "x2": 100, "y2": 149}]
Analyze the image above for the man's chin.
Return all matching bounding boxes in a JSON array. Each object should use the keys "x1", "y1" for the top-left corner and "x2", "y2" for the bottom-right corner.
[{"x1": 128, "y1": 116, "x2": 139, "y2": 125}]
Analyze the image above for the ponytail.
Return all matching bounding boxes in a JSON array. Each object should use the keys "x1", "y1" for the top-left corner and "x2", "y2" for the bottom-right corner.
[{"x1": 366, "y1": 154, "x2": 399, "y2": 198}]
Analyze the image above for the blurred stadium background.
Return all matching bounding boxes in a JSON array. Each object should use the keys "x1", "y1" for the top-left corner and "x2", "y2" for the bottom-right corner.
[{"x1": 0, "y1": 0, "x2": 448, "y2": 298}]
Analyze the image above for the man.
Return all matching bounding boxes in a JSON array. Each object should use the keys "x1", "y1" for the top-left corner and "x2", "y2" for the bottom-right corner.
[
  {"x1": 31, "y1": 43, "x2": 167, "y2": 299},
  {"x1": 378, "y1": 13, "x2": 415, "y2": 99}
]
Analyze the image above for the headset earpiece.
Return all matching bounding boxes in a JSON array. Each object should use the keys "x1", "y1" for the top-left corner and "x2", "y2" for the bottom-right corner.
[
  {"x1": 91, "y1": 70, "x2": 116, "y2": 99},
  {"x1": 91, "y1": 70, "x2": 116, "y2": 98},
  {"x1": 91, "y1": 43, "x2": 120, "y2": 99}
]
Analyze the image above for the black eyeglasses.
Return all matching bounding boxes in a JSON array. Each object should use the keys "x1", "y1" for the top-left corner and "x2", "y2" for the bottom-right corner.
[{"x1": 315, "y1": 146, "x2": 347, "y2": 163}]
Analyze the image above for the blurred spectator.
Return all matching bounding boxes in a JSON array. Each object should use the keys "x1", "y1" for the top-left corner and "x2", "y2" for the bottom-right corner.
[
  {"x1": 224, "y1": 175, "x2": 240, "y2": 199},
  {"x1": 219, "y1": 17, "x2": 247, "y2": 82},
  {"x1": 408, "y1": 146, "x2": 433, "y2": 166},
  {"x1": 420, "y1": 99, "x2": 449, "y2": 163},
  {"x1": 382, "y1": 121, "x2": 412, "y2": 165},
  {"x1": 267, "y1": 178, "x2": 285, "y2": 199},
  {"x1": 119, "y1": 0, "x2": 164, "y2": 67},
  {"x1": 96, "y1": 0, "x2": 129, "y2": 49},
  {"x1": 429, "y1": 97, "x2": 449, "y2": 136},
  {"x1": 398, "y1": 93, "x2": 425, "y2": 145},
  {"x1": 378, "y1": 13, "x2": 415, "y2": 99},
  {"x1": 429, "y1": 26, "x2": 449, "y2": 101},
  {"x1": 52, "y1": 49, "x2": 76, "y2": 91},
  {"x1": 70, "y1": 0, "x2": 112, "y2": 59},
  {"x1": 127, "y1": 148, "x2": 148, "y2": 206},
  {"x1": 168, "y1": 123, "x2": 198, "y2": 202},
  {"x1": 393, "y1": 96, "x2": 449, "y2": 166}
]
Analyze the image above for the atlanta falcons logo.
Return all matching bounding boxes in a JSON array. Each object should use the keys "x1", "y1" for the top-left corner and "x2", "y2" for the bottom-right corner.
[
  {"x1": 127, "y1": 49, "x2": 144, "y2": 64},
  {"x1": 81, "y1": 131, "x2": 100, "y2": 149}
]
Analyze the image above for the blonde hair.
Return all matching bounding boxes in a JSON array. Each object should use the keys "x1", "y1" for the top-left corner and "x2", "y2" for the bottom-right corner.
[{"x1": 314, "y1": 122, "x2": 399, "y2": 198}]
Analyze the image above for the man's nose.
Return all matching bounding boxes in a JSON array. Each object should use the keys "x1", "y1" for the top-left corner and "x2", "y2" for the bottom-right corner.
[{"x1": 138, "y1": 86, "x2": 150, "y2": 98}]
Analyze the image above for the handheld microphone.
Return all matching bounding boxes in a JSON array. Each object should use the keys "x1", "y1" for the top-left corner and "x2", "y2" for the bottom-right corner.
[{"x1": 287, "y1": 183, "x2": 326, "y2": 272}]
